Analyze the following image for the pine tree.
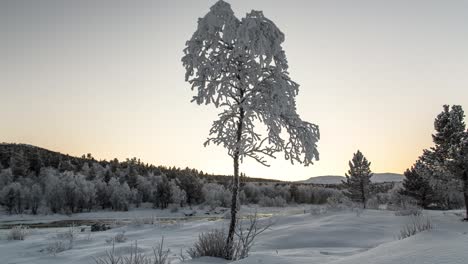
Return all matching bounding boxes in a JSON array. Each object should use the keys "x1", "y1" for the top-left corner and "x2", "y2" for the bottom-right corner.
[
  {"x1": 446, "y1": 131, "x2": 468, "y2": 220},
  {"x1": 421, "y1": 105, "x2": 466, "y2": 213},
  {"x1": 10, "y1": 150, "x2": 29, "y2": 179},
  {"x1": 342, "y1": 150, "x2": 372, "y2": 208},
  {"x1": 153, "y1": 175, "x2": 172, "y2": 209},
  {"x1": 399, "y1": 162, "x2": 434, "y2": 208}
]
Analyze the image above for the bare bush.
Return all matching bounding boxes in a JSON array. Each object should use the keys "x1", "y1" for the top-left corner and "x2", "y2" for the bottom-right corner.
[
  {"x1": 122, "y1": 241, "x2": 148, "y2": 264},
  {"x1": 310, "y1": 206, "x2": 327, "y2": 216},
  {"x1": 7, "y1": 225, "x2": 28, "y2": 240},
  {"x1": 94, "y1": 239, "x2": 171, "y2": 264},
  {"x1": 93, "y1": 242, "x2": 122, "y2": 264},
  {"x1": 106, "y1": 231, "x2": 127, "y2": 244},
  {"x1": 46, "y1": 241, "x2": 69, "y2": 256},
  {"x1": 45, "y1": 225, "x2": 78, "y2": 255},
  {"x1": 258, "y1": 196, "x2": 287, "y2": 207},
  {"x1": 397, "y1": 215, "x2": 433, "y2": 240},
  {"x1": 188, "y1": 213, "x2": 272, "y2": 260},
  {"x1": 233, "y1": 213, "x2": 272, "y2": 259},
  {"x1": 56, "y1": 225, "x2": 77, "y2": 248},
  {"x1": 151, "y1": 237, "x2": 171, "y2": 264},
  {"x1": 187, "y1": 229, "x2": 227, "y2": 259},
  {"x1": 393, "y1": 200, "x2": 422, "y2": 216},
  {"x1": 131, "y1": 217, "x2": 145, "y2": 227}
]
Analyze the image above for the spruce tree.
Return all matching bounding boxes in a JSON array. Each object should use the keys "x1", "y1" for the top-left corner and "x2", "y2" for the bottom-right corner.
[
  {"x1": 446, "y1": 131, "x2": 468, "y2": 220},
  {"x1": 421, "y1": 105, "x2": 466, "y2": 212},
  {"x1": 342, "y1": 150, "x2": 372, "y2": 208},
  {"x1": 399, "y1": 162, "x2": 434, "y2": 208}
]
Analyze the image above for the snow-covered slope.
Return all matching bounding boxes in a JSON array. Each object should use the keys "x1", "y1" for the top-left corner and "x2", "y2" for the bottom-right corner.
[
  {"x1": 301, "y1": 173, "x2": 404, "y2": 184},
  {"x1": 1, "y1": 207, "x2": 466, "y2": 264}
]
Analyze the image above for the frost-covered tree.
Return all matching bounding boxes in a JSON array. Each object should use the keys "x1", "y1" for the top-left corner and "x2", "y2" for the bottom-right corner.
[
  {"x1": 153, "y1": 175, "x2": 172, "y2": 209},
  {"x1": 176, "y1": 172, "x2": 203, "y2": 206},
  {"x1": 95, "y1": 179, "x2": 111, "y2": 209},
  {"x1": 170, "y1": 180, "x2": 187, "y2": 207},
  {"x1": 0, "y1": 182, "x2": 27, "y2": 214},
  {"x1": 342, "y1": 150, "x2": 372, "y2": 208},
  {"x1": 399, "y1": 162, "x2": 435, "y2": 209},
  {"x1": 44, "y1": 173, "x2": 65, "y2": 213},
  {"x1": 446, "y1": 131, "x2": 468, "y2": 220},
  {"x1": 420, "y1": 105, "x2": 466, "y2": 210},
  {"x1": 109, "y1": 178, "x2": 131, "y2": 211},
  {"x1": 10, "y1": 150, "x2": 29, "y2": 179},
  {"x1": 29, "y1": 184, "x2": 43, "y2": 215},
  {"x1": 203, "y1": 183, "x2": 232, "y2": 209},
  {"x1": 422, "y1": 105, "x2": 465, "y2": 180},
  {"x1": 0, "y1": 168, "x2": 13, "y2": 190},
  {"x1": 182, "y1": 1, "x2": 319, "y2": 257}
]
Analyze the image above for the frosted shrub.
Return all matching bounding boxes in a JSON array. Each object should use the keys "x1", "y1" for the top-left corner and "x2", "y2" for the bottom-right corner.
[
  {"x1": 258, "y1": 196, "x2": 286, "y2": 207},
  {"x1": 310, "y1": 206, "x2": 327, "y2": 216},
  {"x1": 94, "y1": 239, "x2": 171, "y2": 264},
  {"x1": 392, "y1": 199, "x2": 422, "y2": 216},
  {"x1": 395, "y1": 207, "x2": 422, "y2": 216},
  {"x1": 105, "y1": 231, "x2": 127, "y2": 244},
  {"x1": 150, "y1": 237, "x2": 171, "y2": 264},
  {"x1": 7, "y1": 225, "x2": 29, "y2": 240},
  {"x1": 233, "y1": 213, "x2": 273, "y2": 260},
  {"x1": 46, "y1": 241, "x2": 69, "y2": 256},
  {"x1": 366, "y1": 197, "x2": 380, "y2": 209},
  {"x1": 131, "y1": 217, "x2": 145, "y2": 227},
  {"x1": 188, "y1": 229, "x2": 227, "y2": 259},
  {"x1": 58, "y1": 225, "x2": 78, "y2": 249},
  {"x1": 326, "y1": 193, "x2": 352, "y2": 211},
  {"x1": 189, "y1": 213, "x2": 271, "y2": 260},
  {"x1": 203, "y1": 183, "x2": 231, "y2": 209},
  {"x1": 398, "y1": 215, "x2": 433, "y2": 240}
]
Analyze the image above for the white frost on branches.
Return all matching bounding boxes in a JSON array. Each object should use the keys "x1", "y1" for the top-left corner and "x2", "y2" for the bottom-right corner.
[{"x1": 182, "y1": 0, "x2": 319, "y2": 166}]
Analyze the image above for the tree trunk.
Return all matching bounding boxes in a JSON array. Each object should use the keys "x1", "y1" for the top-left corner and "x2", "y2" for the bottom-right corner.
[
  {"x1": 225, "y1": 107, "x2": 244, "y2": 259},
  {"x1": 463, "y1": 172, "x2": 468, "y2": 221},
  {"x1": 361, "y1": 182, "x2": 366, "y2": 209}
]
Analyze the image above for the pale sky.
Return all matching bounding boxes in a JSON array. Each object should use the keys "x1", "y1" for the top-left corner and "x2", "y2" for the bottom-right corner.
[{"x1": 1, "y1": 0, "x2": 468, "y2": 181}]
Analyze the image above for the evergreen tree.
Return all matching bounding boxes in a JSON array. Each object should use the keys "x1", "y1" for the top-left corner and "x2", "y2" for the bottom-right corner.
[
  {"x1": 421, "y1": 105, "x2": 466, "y2": 211},
  {"x1": 446, "y1": 131, "x2": 468, "y2": 220},
  {"x1": 399, "y1": 162, "x2": 435, "y2": 208},
  {"x1": 153, "y1": 175, "x2": 172, "y2": 209},
  {"x1": 342, "y1": 150, "x2": 372, "y2": 208},
  {"x1": 176, "y1": 171, "x2": 203, "y2": 206},
  {"x1": 10, "y1": 150, "x2": 29, "y2": 179}
]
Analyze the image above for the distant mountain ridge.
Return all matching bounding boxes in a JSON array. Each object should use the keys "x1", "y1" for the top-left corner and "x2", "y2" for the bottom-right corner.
[{"x1": 300, "y1": 173, "x2": 404, "y2": 185}]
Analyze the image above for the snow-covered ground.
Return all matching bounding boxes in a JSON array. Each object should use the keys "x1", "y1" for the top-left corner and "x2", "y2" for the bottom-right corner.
[{"x1": 1, "y1": 206, "x2": 467, "y2": 264}]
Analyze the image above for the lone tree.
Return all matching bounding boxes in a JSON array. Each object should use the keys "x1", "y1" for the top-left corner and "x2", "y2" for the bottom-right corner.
[
  {"x1": 182, "y1": 0, "x2": 320, "y2": 259},
  {"x1": 399, "y1": 161, "x2": 435, "y2": 208},
  {"x1": 342, "y1": 150, "x2": 372, "y2": 208}
]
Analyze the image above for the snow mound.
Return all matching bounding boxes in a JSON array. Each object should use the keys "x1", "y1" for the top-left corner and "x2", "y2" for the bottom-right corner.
[{"x1": 328, "y1": 230, "x2": 468, "y2": 264}]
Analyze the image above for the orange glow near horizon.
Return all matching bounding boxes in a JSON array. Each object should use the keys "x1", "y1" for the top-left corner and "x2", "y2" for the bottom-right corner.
[{"x1": 2, "y1": 0, "x2": 468, "y2": 181}]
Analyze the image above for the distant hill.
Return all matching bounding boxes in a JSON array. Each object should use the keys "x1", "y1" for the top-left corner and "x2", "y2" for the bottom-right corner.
[
  {"x1": 301, "y1": 173, "x2": 404, "y2": 185},
  {"x1": 0, "y1": 143, "x2": 279, "y2": 183}
]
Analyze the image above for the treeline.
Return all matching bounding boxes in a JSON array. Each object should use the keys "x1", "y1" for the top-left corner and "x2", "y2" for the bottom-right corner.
[
  {"x1": 339, "y1": 105, "x2": 468, "y2": 216},
  {"x1": 0, "y1": 144, "x2": 278, "y2": 184},
  {"x1": 0, "y1": 144, "x2": 330, "y2": 215}
]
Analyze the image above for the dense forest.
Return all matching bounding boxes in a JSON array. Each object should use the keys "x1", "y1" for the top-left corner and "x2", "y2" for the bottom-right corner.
[{"x1": 0, "y1": 143, "x2": 342, "y2": 215}]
